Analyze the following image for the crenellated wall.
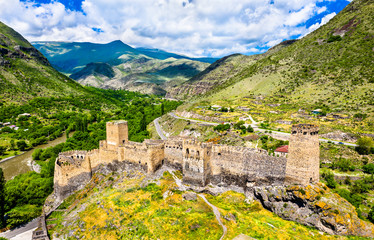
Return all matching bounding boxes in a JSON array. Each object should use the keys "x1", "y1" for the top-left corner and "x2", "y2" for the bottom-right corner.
[
  {"x1": 53, "y1": 121, "x2": 320, "y2": 202},
  {"x1": 164, "y1": 138, "x2": 184, "y2": 169},
  {"x1": 54, "y1": 150, "x2": 92, "y2": 202},
  {"x1": 209, "y1": 145, "x2": 287, "y2": 187}
]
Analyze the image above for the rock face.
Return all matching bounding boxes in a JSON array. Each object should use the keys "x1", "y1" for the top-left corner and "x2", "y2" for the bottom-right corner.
[
  {"x1": 253, "y1": 183, "x2": 374, "y2": 237},
  {"x1": 182, "y1": 192, "x2": 197, "y2": 201}
]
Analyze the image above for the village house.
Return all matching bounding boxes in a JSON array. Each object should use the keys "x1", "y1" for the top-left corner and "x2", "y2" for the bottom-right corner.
[{"x1": 275, "y1": 145, "x2": 288, "y2": 157}]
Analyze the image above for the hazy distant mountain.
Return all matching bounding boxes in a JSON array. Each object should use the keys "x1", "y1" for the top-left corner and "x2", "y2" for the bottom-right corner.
[{"x1": 33, "y1": 40, "x2": 212, "y2": 95}]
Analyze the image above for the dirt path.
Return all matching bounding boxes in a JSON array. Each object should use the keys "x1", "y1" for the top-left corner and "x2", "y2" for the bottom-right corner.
[
  {"x1": 198, "y1": 194, "x2": 227, "y2": 240},
  {"x1": 168, "y1": 169, "x2": 227, "y2": 240}
]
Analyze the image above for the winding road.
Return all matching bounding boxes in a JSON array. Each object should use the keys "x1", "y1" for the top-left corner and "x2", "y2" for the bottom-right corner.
[
  {"x1": 153, "y1": 117, "x2": 167, "y2": 140},
  {"x1": 0, "y1": 218, "x2": 39, "y2": 240},
  {"x1": 168, "y1": 111, "x2": 358, "y2": 147}
]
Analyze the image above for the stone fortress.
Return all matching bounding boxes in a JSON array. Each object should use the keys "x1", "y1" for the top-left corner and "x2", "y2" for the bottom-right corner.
[{"x1": 54, "y1": 120, "x2": 320, "y2": 201}]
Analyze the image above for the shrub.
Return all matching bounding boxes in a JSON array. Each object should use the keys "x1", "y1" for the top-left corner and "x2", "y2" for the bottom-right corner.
[
  {"x1": 335, "y1": 189, "x2": 364, "y2": 208},
  {"x1": 213, "y1": 124, "x2": 230, "y2": 132},
  {"x1": 363, "y1": 163, "x2": 374, "y2": 175},
  {"x1": 369, "y1": 207, "x2": 374, "y2": 223},
  {"x1": 323, "y1": 171, "x2": 337, "y2": 189},
  {"x1": 355, "y1": 137, "x2": 374, "y2": 155},
  {"x1": 333, "y1": 158, "x2": 354, "y2": 172},
  {"x1": 327, "y1": 35, "x2": 342, "y2": 43}
]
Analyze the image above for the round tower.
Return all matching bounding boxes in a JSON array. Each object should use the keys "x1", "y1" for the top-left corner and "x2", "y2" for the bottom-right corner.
[{"x1": 285, "y1": 124, "x2": 319, "y2": 185}]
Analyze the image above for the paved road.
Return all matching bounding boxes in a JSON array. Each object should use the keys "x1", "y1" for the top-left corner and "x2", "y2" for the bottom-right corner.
[
  {"x1": 169, "y1": 112, "x2": 219, "y2": 126},
  {"x1": 169, "y1": 112, "x2": 358, "y2": 147},
  {"x1": 153, "y1": 117, "x2": 167, "y2": 140},
  {"x1": 0, "y1": 217, "x2": 39, "y2": 239}
]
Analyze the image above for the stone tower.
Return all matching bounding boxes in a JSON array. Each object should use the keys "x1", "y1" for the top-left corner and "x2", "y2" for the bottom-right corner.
[
  {"x1": 106, "y1": 120, "x2": 128, "y2": 150},
  {"x1": 285, "y1": 124, "x2": 320, "y2": 185},
  {"x1": 182, "y1": 139, "x2": 212, "y2": 186}
]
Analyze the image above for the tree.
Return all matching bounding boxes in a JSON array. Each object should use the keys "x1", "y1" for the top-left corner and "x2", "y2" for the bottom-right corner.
[
  {"x1": 247, "y1": 125, "x2": 254, "y2": 133},
  {"x1": 16, "y1": 141, "x2": 27, "y2": 151},
  {"x1": 363, "y1": 163, "x2": 374, "y2": 175},
  {"x1": 0, "y1": 146, "x2": 5, "y2": 156},
  {"x1": 10, "y1": 140, "x2": 15, "y2": 151},
  {"x1": 140, "y1": 113, "x2": 147, "y2": 131},
  {"x1": 323, "y1": 171, "x2": 337, "y2": 189},
  {"x1": 0, "y1": 168, "x2": 5, "y2": 228},
  {"x1": 160, "y1": 103, "x2": 164, "y2": 115},
  {"x1": 369, "y1": 207, "x2": 374, "y2": 224},
  {"x1": 355, "y1": 137, "x2": 374, "y2": 155}
]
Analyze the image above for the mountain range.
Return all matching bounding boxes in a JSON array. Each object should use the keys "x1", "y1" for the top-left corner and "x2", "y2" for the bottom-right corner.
[{"x1": 33, "y1": 41, "x2": 216, "y2": 95}]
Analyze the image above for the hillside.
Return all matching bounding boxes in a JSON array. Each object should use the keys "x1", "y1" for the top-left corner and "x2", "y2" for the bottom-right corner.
[
  {"x1": 0, "y1": 22, "x2": 90, "y2": 104},
  {"x1": 32, "y1": 40, "x2": 135, "y2": 74},
  {"x1": 33, "y1": 40, "x2": 211, "y2": 95},
  {"x1": 46, "y1": 168, "x2": 373, "y2": 239},
  {"x1": 71, "y1": 55, "x2": 209, "y2": 95},
  {"x1": 169, "y1": 0, "x2": 374, "y2": 124}
]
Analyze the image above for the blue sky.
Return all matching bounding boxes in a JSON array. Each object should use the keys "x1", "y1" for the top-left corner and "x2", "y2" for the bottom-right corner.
[{"x1": 0, "y1": 0, "x2": 351, "y2": 57}]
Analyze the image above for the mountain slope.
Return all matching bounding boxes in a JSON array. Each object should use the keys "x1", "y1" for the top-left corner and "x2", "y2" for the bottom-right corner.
[
  {"x1": 72, "y1": 56, "x2": 209, "y2": 95},
  {"x1": 33, "y1": 41, "x2": 211, "y2": 95},
  {"x1": 33, "y1": 40, "x2": 136, "y2": 74},
  {"x1": 169, "y1": 0, "x2": 374, "y2": 115},
  {"x1": 0, "y1": 21, "x2": 90, "y2": 105}
]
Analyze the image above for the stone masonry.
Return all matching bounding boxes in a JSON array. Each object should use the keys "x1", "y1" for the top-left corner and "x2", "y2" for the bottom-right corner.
[{"x1": 54, "y1": 121, "x2": 320, "y2": 201}]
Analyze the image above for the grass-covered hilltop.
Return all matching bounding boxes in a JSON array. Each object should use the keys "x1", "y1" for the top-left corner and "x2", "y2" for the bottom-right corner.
[
  {"x1": 169, "y1": 0, "x2": 373, "y2": 133},
  {"x1": 0, "y1": 22, "x2": 93, "y2": 104}
]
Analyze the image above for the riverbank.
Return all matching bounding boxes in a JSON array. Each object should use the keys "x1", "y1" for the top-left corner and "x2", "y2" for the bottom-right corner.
[{"x1": 0, "y1": 134, "x2": 68, "y2": 180}]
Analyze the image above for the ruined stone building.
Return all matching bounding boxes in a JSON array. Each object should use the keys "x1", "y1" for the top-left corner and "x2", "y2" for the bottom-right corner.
[{"x1": 54, "y1": 120, "x2": 320, "y2": 201}]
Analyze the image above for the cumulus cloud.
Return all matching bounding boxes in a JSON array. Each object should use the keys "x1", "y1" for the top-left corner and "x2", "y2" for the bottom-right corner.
[
  {"x1": 306, "y1": 12, "x2": 336, "y2": 34},
  {"x1": 0, "y1": 0, "x2": 342, "y2": 57}
]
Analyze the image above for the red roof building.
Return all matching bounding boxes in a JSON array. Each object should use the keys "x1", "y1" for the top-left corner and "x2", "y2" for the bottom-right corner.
[{"x1": 275, "y1": 145, "x2": 288, "y2": 155}]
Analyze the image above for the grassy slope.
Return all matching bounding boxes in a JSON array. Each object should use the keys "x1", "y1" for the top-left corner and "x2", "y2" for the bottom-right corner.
[
  {"x1": 48, "y1": 170, "x2": 370, "y2": 239},
  {"x1": 175, "y1": 0, "x2": 373, "y2": 118},
  {"x1": 0, "y1": 22, "x2": 92, "y2": 105}
]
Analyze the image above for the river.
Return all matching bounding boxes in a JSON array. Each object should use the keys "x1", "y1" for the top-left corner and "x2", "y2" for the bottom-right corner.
[{"x1": 0, "y1": 134, "x2": 68, "y2": 180}]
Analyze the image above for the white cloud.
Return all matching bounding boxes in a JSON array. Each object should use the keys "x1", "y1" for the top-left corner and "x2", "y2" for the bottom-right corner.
[
  {"x1": 0, "y1": 0, "x2": 342, "y2": 57},
  {"x1": 306, "y1": 12, "x2": 336, "y2": 34}
]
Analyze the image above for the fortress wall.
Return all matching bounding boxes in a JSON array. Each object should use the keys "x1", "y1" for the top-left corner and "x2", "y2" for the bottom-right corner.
[
  {"x1": 210, "y1": 145, "x2": 287, "y2": 187},
  {"x1": 122, "y1": 141, "x2": 149, "y2": 170},
  {"x1": 87, "y1": 149, "x2": 100, "y2": 170},
  {"x1": 54, "y1": 151, "x2": 92, "y2": 202},
  {"x1": 164, "y1": 139, "x2": 183, "y2": 169},
  {"x1": 98, "y1": 140, "x2": 119, "y2": 166},
  {"x1": 146, "y1": 143, "x2": 165, "y2": 173}
]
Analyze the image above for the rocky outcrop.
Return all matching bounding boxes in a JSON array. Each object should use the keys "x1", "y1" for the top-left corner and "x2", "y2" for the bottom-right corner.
[{"x1": 253, "y1": 183, "x2": 374, "y2": 237}]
